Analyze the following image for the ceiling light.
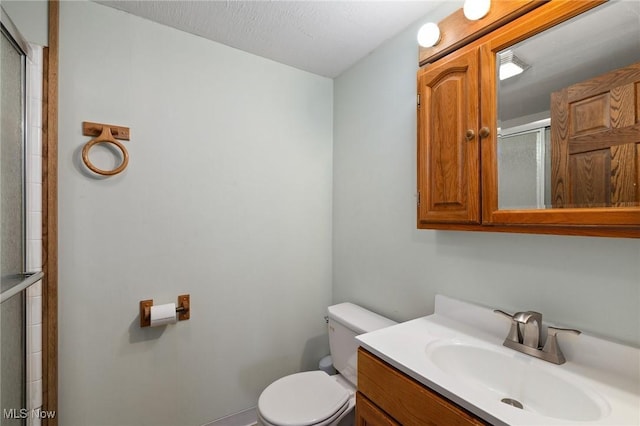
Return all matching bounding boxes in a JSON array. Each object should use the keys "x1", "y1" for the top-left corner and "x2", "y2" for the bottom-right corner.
[
  {"x1": 417, "y1": 23, "x2": 441, "y2": 48},
  {"x1": 498, "y1": 50, "x2": 529, "y2": 80},
  {"x1": 463, "y1": 0, "x2": 491, "y2": 21}
]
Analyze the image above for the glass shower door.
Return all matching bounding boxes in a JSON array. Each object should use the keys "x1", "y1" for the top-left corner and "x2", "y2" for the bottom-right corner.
[
  {"x1": 1, "y1": 18, "x2": 43, "y2": 425},
  {"x1": 1, "y1": 20, "x2": 28, "y2": 425}
]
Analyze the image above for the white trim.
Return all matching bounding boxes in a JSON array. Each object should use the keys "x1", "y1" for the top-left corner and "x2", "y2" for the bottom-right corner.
[
  {"x1": 25, "y1": 43, "x2": 44, "y2": 423},
  {"x1": 202, "y1": 407, "x2": 258, "y2": 426}
]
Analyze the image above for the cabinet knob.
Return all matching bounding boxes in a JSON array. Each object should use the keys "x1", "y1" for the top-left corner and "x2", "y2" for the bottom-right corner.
[
  {"x1": 479, "y1": 127, "x2": 491, "y2": 138},
  {"x1": 465, "y1": 129, "x2": 475, "y2": 140}
]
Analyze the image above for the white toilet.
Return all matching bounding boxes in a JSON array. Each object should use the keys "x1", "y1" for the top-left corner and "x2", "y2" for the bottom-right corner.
[{"x1": 257, "y1": 303, "x2": 396, "y2": 426}]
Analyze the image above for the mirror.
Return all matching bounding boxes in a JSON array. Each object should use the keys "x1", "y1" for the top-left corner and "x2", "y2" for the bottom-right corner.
[{"x1": 496, "y1": 1, "x2": 640, "y2": 210}]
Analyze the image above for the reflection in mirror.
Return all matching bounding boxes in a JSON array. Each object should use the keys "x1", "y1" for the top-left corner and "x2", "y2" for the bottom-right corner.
[
  {"x1": 498, "y1": 120, "x2": 550, "y2": 209},
  {"x1": 497, "y1": 1, "x2": 640, "y2": 210}
]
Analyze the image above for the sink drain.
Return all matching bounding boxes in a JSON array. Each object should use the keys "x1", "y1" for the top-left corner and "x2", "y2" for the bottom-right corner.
[{"x1": 501, "y1": 398, "x2": 524, "y2": 409}]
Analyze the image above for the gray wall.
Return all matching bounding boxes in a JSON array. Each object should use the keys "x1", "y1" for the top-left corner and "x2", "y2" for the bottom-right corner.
[
  {"x1": 58, "y1": 2, "x2": 333, "y2": 425},
  {"x1": 1, "y1": 1, "x2": 48, "y2": 47},
  {"x1": 333, "y1": 2, "x2": 640, "y2": 346}
]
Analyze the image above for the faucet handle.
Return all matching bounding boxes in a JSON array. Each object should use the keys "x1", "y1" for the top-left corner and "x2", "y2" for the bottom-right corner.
[
  {"x1": 493, "y1": 309, "x2": 514, "y2": 320},
  {"x1": 493, "y1": 309, "x2": 519, "y2": 343},
  {"x1": 542, "y1": 326, "x2": 581, "y2": 364},
  {"x1": 546, "y1": 325, "x2": 581, "y2": 338}
]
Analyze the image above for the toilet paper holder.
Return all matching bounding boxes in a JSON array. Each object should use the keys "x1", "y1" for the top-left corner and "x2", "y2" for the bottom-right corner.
[{"x1": 139, "y1": 294, "x2": 190, "y2": 327}]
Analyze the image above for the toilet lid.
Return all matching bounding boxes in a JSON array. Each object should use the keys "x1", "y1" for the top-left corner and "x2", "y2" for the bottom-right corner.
[{"x1": 258, "y1": 371, "x2": 349, "y2": 426}]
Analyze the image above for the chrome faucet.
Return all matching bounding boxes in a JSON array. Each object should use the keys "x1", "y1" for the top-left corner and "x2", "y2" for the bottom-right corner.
[
  {"x1": 512, "y1": 311, "x2": 542, "y2": 348},
  {"x1": 494, "y1": 309, "x2": 581, "y2": 365}
]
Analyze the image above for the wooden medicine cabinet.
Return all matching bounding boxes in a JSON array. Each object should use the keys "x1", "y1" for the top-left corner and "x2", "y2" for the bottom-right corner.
[{"x1": 417, "y1": 0, "x2": 640, "y2": 238}]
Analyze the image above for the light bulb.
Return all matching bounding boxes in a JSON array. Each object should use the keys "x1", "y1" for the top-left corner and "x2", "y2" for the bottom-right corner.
[
  {"x1": 463, "y1": 0, "x2": 491, "y2": 21},
  {"x1": 417, "y1": 23, "x2": 441, "y2": 48}
]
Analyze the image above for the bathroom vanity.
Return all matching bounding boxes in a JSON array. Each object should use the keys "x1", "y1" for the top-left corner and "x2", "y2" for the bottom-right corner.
[
  {"x1": 356, "y1": 348, "x2": 486, "y2": 426},
  {"x1": 355, "y1": 295, "x2": 640, "y2": 426}
]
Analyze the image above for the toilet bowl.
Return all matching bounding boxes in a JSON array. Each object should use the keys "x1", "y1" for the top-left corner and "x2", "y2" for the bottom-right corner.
[
  {"x1": 256, "y1": 303, "x2": 396, "y2": 426},
  {"x1": 257, "y1": 371, "x2": 355, "y2": 426}
]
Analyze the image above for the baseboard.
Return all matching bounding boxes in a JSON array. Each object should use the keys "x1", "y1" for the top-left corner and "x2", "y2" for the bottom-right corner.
[{"x1": 202, "y1": 407, "x2": 257, "y2": 426}]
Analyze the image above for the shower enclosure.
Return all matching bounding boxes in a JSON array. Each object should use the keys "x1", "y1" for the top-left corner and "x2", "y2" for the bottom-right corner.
[
  {"x1": 1, "y1": 10, "x2": 44, "y2": 425},
  {"x1": 498, "y1": 120, "x2": 551, "y2": 210}
]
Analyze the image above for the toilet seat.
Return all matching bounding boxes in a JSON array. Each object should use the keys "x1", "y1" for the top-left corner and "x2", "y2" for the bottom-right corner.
[{"x1": 258, "y1": 371, "x2": 350, "y2": 426}]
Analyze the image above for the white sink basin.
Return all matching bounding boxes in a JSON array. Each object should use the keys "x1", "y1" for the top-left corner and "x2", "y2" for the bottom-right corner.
[
  {"x1": 356, "y1": 295, "x2": 640, "y2": 426},
  {"x1": 426, "y1": 342, "x2": 609, "y2": 422}
]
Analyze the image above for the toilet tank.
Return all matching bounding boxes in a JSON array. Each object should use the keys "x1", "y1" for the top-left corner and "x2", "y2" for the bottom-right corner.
[{"x1": 327, "y1": 303, "x2": 396, "y2": 386}]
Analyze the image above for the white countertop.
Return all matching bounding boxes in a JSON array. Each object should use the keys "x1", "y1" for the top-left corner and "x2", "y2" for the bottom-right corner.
[{"x1": 356, "y1": 295, "x2": 640, "y2": 426}]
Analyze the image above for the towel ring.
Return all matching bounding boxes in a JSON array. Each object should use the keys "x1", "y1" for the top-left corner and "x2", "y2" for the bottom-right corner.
[{"x1": 82, "y1": 126, "x2": 129, "y2": 176}]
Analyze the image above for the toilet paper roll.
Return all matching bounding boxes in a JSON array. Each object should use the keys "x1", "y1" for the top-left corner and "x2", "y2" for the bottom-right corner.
[{"x1": 150, "y1": 303, "x2": 177, "y2": 327}]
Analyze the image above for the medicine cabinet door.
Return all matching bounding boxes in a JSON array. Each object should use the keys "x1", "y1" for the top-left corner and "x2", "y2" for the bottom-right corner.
[
  {"x1": 417, "y1": 47, "x2": 480, "y2": 226},
  {"x1": 480, "y1": 0, "x2": 640, "y2": 231}
]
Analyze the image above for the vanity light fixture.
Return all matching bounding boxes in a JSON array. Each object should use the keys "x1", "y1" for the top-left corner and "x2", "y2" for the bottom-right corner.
[
  {"x1": 417, "y1": 22, "x2": 441, "y2": 48},
  {"x1": 463, "y1": 0, "x2": 491, "y2": 21},
  {"x1": 498, "y1": 50, "x2": 529, "y2": 80}
]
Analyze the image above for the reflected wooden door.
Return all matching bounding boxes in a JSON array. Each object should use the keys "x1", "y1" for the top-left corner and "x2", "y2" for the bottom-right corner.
[{"x1": 551, "y1": 62, "x2": 640, "y2": 208}]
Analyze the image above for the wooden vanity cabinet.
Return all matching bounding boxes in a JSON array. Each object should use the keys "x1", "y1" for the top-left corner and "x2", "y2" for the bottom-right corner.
[
  {"x1": 355, "y1": 392, "x2": 400, "y2": 426},
  {"x1": 356, "y1": 348, "x2": 488, "y2": 426},
  {"x1": 416, "y1": 0, "x2": 640, "y2": 238}
]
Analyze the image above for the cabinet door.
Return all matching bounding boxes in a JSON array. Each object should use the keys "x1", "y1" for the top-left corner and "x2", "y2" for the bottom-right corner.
[
  {"x1": 479, "y1": 0, "x2": 639, "y2": 234},
  {"x1": 358, "y1": 349, "x2": 489, "y2": 426},
  {"x1": 418, "y1": 48, "x2": 480, "y2": 225},
  {"x1": 356, "y1": 392, "x2": 400, "y2": 426}
]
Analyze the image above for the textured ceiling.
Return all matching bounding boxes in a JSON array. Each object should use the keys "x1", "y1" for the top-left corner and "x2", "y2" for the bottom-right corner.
[{"x1": 96, "y1": 1, "x2": 448, "y2": 78}]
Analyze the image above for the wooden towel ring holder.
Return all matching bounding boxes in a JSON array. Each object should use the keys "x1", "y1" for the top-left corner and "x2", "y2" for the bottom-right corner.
[{"x1": 82, "y1": 125, "x2": 129, "y2": 176}]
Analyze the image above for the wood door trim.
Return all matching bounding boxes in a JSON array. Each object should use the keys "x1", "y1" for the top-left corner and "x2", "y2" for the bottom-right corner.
[{"x1": 42, "y1": 0, "x2": 59, "y2": 424}]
